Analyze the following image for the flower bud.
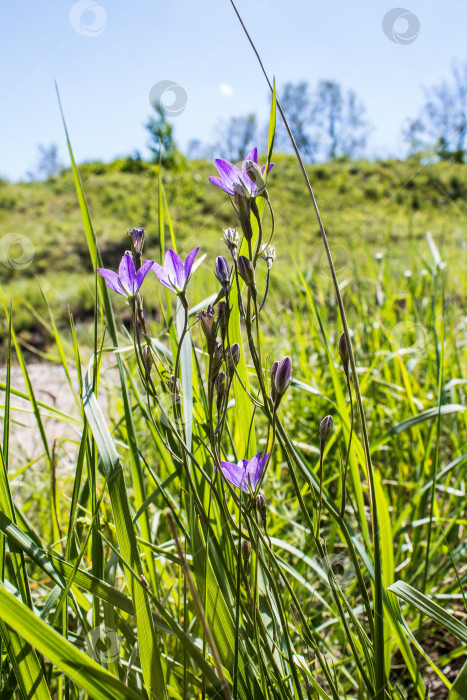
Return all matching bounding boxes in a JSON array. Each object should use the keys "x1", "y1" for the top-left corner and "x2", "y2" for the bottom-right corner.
[
  {"x1": 338, "y1": 332, "x2": 349, "y2": 379},
  {"x1": 319, "y1": 415, "x2": 333, "y2": 447},
  {"x1": 128, "y1": 228, "x2": 145, "y2": 254},
  {"x1": 234, "y1": 186, "x2": 253, "y2": 242},
  {"x1": 256, "y1": 494, "x2": 267, "y2": 529},
  {"x1": 241, "y1": 540, "x2": 252, "y2": 570},
  {"x1": 215, "y1": 256, "x2": 230, "y2": 288},
  {"x1": 215, "y1": 371, "x2": 227, "y2": 413},
  {"x1": 142, "y1": 346, "x2": 153, "y2": 376},
  {"x1": 274, "y1": 356, "x2": 292, "y2": 397},
  {"x1": 262, "y1": 244, "x2": 276, "y2": 270},
  {"x1": 216, "y1": 301, "x2": 229, "y2": 342},
  {"x1": 226, "y1": 343, "x2": 241, "y2": 375},
  {"x1": 223, "y1": 228, "x2": 240, "y2": 259},
  {"x1": 237, "y1": 256, "x2": 255, "y2": 289},
  {"x1": 244, "y1": 160, "x2": 267, "y2": 197},
  {"x1": 211, "y1": 342, "x2": 224, "y2": 379},
  {"x1": 168, "y1": 375, "x2": 181, "y2": 397}
]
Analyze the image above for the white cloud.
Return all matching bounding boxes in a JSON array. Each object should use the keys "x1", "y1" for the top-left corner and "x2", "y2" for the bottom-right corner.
[{"x1": 219, "y1": 82, "x2": 233, "y2": 96}]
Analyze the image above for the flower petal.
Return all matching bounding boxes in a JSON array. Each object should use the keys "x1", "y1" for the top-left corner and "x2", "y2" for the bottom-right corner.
[
  {"x1": 247, "y1": 451, "x2": 270, "y2": 489},
  {"x1": 97, "y1": 268, "x2": 126, "y2": 297},
  {"x1": 244, "y1": 147, "x2": 258, "y2": 165},
  {"x1": 151, "y1": 262, "x2": 176, "y2": 291},
  {"x1": 261, "y1": 163, "x2": 274, "y2": 176},
  {"x1": 164, "y1": 249, "x2": 185, "y2": 290},
  {"x1": 183, "y1": 247, "x2": 199, "y2": 284},
  {"x1": 118, "y1": 253, "x2": 137, "y2": 296},
  {"x1": 209, "y1": 176, "x2": 234, "y2": 195},
  {"x1": 135, "y1": 260, "x2": 154, "y2": 291},
  {"x1": 218, "y1": 461, "x2": 249, "y2": 493},
  {"x1": 215, "y1": 158, "x2": 243, "y2": 190}
]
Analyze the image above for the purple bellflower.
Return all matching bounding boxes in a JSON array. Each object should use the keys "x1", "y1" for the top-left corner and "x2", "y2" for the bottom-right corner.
[
  {"x1": 209, "y1": 148, "x2": 273, "y2": 198},
  {"x1": 217, "y1": 451, "x2": 270, "y2": 494},
  {"x1": 151, "y1": 247, "x2": 199, "y2": 294},
  {"x1": 97, "y1": 252, "x2": 154, "y2": 299}
]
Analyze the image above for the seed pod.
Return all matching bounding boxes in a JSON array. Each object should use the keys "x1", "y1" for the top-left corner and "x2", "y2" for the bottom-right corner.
[
  {"x1": 197, "y1": 306, "x2": 216, "y2": 351},
  {"x1": 142, "y1": 346, "x2": 153, "y2": 375}
]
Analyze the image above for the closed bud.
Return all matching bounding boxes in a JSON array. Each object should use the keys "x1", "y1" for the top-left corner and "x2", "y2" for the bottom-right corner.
[
  {"x1": 128, "y1": 227, "x2": 145, "y2": 254},
  {"x1": 245, "y1": 159, "x2": 266, "y2": 193},
  {"x1": 226, "y1": 343, "x2": 241, "y2": 375},
  {"x1": 142, "y1": 346, "x2": 152, "y2": 369},
  {"x1": 215, "y1": 371, "x2": 227, "y2": 395},
  {"x1": 237, "y1": 256, "x2": 255, "y2": 289},
  {"x1": 274, "y1": 356, "x2": 292, "y2": 397},
  {"x1": 223, "y1": 228, "x2": 240, "y2": 259},
  {"x1": 234, "y1": 186, "x2": 253, "y2": 242},
  {"x1": 216, "y1": 301, "x2": 229, "y2": 342},
  {"x1": 241, "y1": 540, "x2": 252, "y2": 569},
  {"x1": 256, "y1": 494, "x2": 267, "y2": 529},
  {"x1": 168, "y1": 375, "x2": 181, "y2": 396},
  {"x1": 338, "y1": 332, "x2": 349, "y2": 379},
  {"x1": 215, "y1": 256, "x2": 230, "y2": 287},
  {"x1": 211, "y1": 342, "x2": 224, "y2": 379},
  {"x1": 319, "y1": 415, "x2": 333, "y2": 447}
]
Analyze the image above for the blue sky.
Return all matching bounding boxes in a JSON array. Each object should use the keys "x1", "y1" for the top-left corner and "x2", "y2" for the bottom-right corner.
[{"x1": 1, "y1": 0, "x2": 466, "y2": 180}]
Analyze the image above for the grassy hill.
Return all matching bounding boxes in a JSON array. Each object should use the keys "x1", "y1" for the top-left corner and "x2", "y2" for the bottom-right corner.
[{"x1": 0, "y1": 154, "x2": 466, "y2": 351}]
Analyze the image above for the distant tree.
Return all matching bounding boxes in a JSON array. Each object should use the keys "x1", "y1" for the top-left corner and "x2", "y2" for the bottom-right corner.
[
  {"x1": 276, "y1": 81, "x2": 319, "y2": 161},
  {"x1": 215, "y1": 114, "x2": 258, "y2": 162},
  {"x1": 405, "y1": 62, "x2": 467, "y2": 162},
  {"x1": 27, "y1": 143, "x2": 62, "y2": 180},
  {"x1": 187, "y1": 138, "x2": 214, "y2": 161},
  {"x1": 313, "y1": 81, "x2": 368, "y2": 161},
  {"x1": 146, "y1": 106, "x2": 181, "y2": 167}
]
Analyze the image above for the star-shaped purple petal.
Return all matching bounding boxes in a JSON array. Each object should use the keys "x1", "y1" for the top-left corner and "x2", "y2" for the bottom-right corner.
[
  {"x1": 209, "y1": 147, "x2": 274, "y2": 197},
  {"x1": 151, "y1": 247, "x2": 200, "y2": 293},
  {"x1": 97, "y1": 252, "x2": 154, "y2": 299},
  {"x1": 217, "y1": 451, "x2": 270, "y2": 493}
]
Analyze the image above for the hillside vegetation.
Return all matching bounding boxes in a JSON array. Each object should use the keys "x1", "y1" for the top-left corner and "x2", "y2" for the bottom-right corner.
[{"x1": 0, "y1": 154, "x2": 466, "y2": 351}]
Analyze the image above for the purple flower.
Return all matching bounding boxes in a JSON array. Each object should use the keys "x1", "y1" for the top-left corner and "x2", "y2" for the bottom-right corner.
[
  {"x1": 151, "y1": 247, "x2": 199, "y2": 293},
  {"x1": 97, "y1": 252, "x2": 154, "y2": 299},
  {"x1": 209, "y1": 148, "x2": 273, "y2": 197},
  {"x1": 217, "y1": 451, "x2": 270, "y2": 493}
]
